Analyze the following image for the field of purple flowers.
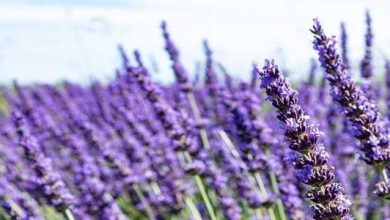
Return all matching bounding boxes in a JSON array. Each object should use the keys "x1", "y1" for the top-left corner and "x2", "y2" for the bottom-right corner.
[{"x1": 0, "y1": 11, "x2": 389, "y2": 220}]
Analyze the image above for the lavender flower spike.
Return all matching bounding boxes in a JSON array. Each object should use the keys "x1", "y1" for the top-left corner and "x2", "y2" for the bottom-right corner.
[
  {"x1": 256, "y1": 60, "x2": 352, "y2": 220},
  {"x1": 360, "y1": 11, "x2": 374, "y2": 79},
  {"x1": 374, "y1": 180, "x2": 390, "y2": 200},
  {"x1": 385, "y1": 60, "x2": 390, "y2": 119},
  {"x1": 161, "y1": 21, "x2": 191, "y2": 92},
  {"x1": 311, "y1": 18, "x2": 390, "y2": 167},
  {"x1": 340, "y1": 22, "x2": 349, "y2": 70},
  {"x1": 12, "y1": 111, "x2": 75, "y2": 216}
]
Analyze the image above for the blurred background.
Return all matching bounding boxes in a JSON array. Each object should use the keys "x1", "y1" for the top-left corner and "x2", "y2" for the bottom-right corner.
[{"x1": 0, "y1": 0, "x2": 389, "y2": 84}]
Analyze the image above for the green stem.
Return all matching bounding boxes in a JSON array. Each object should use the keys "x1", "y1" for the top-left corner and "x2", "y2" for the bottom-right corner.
[
  {"x1": 150, "y1": 182, "x2": 162, "y2": 194},
  {"x1": 219, "y1": 130, "x2": 277, "y2": 220},
  {"x1": 255, "y1": 208, "x2": 264, "y2": 220},
  {"x1": 183, "y1": 151, "x2": 193, "y2": 163},
  {"x1": 218, "y1": 130, "x2": 241, "y2": 159},
  {"x1": 380, "y1": 167, "x2": 389, "y2": 184},
  {"x1": 268, "y1": 172, "x2": 279, "y2": 194},
  {"x1": 372, "y1": 210, "x2": 382, "y2": 220},
  {"x1": 187, "y1": 93, "x2": 202, "y2": 122},
  {"x1": 62, "y1": 209, "x2": 75, "y2": 220},
  {"x1": 186, "y1": 93, "x2": 218, "y2": 220},
  {"x1": 240, "y1": 201, "x2": 249, "y2": 218},
  {"x1": 267, "y1": 207, "x2": 277, "y2": 220},
  {"x1": 253, "y1": 172, "x2": 277, "y2": 220},
  {"x1": 172, "y1": 152, "x2": 204, "y2": 220},
  {"x1": 254, "y1": 172, "x2": 268, "y2": 199},
  {"x1": 4, "y1": 197, "x2": 24, "y2": 218},
  {"x1": 185, "y1": 197, "x2": 203, "y2": 220},
  {"x1": 269, "y1": 172, "x2": 287, "y2": 220},
  {"x1": 133, "y1": 184, "x2": 156, "y2": 220},
  {"x1": 187, "y1": 93, "x2": 210, "y2": 150},
  {"x1": 351, "y1": 207, "x2": 364, "y2": 220},
  {"x1": 179, "y1": 152, "x2": 214, "y2": 220},
  {"x1": 194, "y1": 175, "x2": 217, "y2": 220}
]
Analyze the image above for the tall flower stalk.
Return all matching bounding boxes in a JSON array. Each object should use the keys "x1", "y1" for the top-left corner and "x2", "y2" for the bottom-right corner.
[
  {"x1": 311, "y1": 19, "x2": 390, "y2": 200},
  {"x1": 360, "y1": 11, "x2": 374, "y2": 80},
  {"x1": 385, "y1": 60, "x2": 390, "y2": 120},
  {"x1": 161, "y1": 23, "x2": 232, "y2": 219},
  {"x1": 220, "y1": 88, "x2": 285, "y2": 220},
  {"x1": 12, "y1": 111, "x2": 75, "y2": 220},
  {"x1": 256, "y1": 59, "x2": 352, "y2": 220},
  {"x1": 340, "y1": 22, "x2": 350, "y2": 70},
  {"x1": 161, "y1": 22, "x2": 213, "y2": 150},
  {"x1": 128, "y1": 64, "x2": 217, "y2": 220}
]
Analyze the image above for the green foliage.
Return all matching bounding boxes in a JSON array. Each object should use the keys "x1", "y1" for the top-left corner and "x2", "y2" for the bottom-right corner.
[
  {"x1": 41, "y1": 206, "x2": 64, "y2": 220},
  {"x1": 0, "y1": 95, "x2": 9, "y2": 116},
  {"x1": 0, "y1": 207, "x2": 10, "y2": 220},
  {"x1": 117, "y1": 195, "x2": 147, "y2": 220}
]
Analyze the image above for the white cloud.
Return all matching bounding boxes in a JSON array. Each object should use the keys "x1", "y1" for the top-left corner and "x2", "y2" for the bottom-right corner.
[{"x1": 0, "y1": 0, "x2": 389, "y2": 83}]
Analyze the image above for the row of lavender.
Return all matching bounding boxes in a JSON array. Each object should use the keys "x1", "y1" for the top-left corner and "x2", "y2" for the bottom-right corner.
[{"x1": 0, "y1": 12, "x2": 389, "y2": 220}]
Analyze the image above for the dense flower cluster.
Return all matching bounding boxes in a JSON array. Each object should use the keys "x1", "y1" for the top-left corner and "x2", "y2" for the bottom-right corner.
[
  {"x1": 312, "y1": 18, "x2": 390, "y2": 167},
  {"x1": 256, "y1": 60, "x2": 352, "y2": 220},
  {"x1": 1, "y1": 11, "x2": 390, "y2": 220}
]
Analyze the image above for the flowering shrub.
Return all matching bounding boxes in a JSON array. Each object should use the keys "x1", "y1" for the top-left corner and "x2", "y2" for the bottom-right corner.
[{"x1": 0, "y1": 12, "x2": 389, "y2": 220}]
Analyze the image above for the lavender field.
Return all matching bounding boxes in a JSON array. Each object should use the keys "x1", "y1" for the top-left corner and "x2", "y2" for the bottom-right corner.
[{"x1": 1, "y1": 7, "x2": 390, "y2": 220}]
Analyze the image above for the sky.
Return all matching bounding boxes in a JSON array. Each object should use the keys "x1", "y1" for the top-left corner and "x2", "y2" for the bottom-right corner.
[{"x1": 0, "y1": 0, "x2": 389, "y2": 84}]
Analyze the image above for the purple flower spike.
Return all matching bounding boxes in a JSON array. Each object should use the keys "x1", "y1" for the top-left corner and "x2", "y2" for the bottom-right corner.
[
  {"x1": 360, "y1": 11, "x2": 374, "y2": 79},
  {"x1": 203, "y1": 40, "x2": 220, "y2": 96},
  {"x1": 12, "y1": 111, "x2": 74, "y2": 212},
  {"x1": 374, "y1": 181, "x2": 390, "y2": 200},
  {"x1": 340, "y1": 22, "x2": 350, "y2": 70},
  {"x1": 0, "y1": 179, "x2": 43, "y2": 220},
  {"x1": 130, "y1": 66, "x2": 193, "y2": 153},
  {"x1": 118, "y1": 44, "x2": 130, "y2": 68},
  {"x1": 311, "y1": 18, "x2": 390, "y2": 167},
  {"x1": 161, "y1": 21, "x2": 191, "y2": 92},
  {"x1": 385, "y1": 60, "x2": 390, "y2": 119},
  {"x1": 256, "y1": 59, "x2": 352, "y2": 220}
]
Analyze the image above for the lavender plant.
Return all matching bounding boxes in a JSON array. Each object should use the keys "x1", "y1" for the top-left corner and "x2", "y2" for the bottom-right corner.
[
  {"x1": 256, "y1": 59, "x2": 352, "y2": 220},
  {"x1": 360, "y1": 11, "x2": 374, "y2": 79},
  {"x1": 311, "y1": 19, "x2": 390, "y2": 200},
  {"x1": 2, "y1": 12, "x2": 390, "y2": 220},
  {"x1": 12, "y1": 111, "x2": 75, "y2": 220}
]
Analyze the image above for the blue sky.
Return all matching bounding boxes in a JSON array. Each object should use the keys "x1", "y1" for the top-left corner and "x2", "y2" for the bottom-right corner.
[{"x1": 0, "y1": 0, "x2": 389, "y2": 84}]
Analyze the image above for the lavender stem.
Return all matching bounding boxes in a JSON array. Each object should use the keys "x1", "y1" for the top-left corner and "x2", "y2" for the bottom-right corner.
[
  {"x1": 381, "y1": 168, "x2": 389, "y2": 184},
  {"x1": 352, "y1": 209, "x2": 364, "y2": 220},
  {"x1": 194, "y1": 175, "x2": 218, "y2": 220},
  {"x1": 186, "y1": 92, "x2": 221, "y2": 220},
  {"x1": 254, "y1": 173, "x2": 277, "y2": 220},
  {"x1": 63, "y1": 209, "x2": 75, "y2": 220},
  {"x1": 218, "y1": 130, "x2": 275, "y2": 219},
  {"x1": 181, "y1": 151, "x2": 217, "y2": 220},
  {"x1": 268, "y1": 171, "x2": 287, "y2": 220},
  {"x1": 187, "y1": 93, "x2": 211, "y2": 150},
  {"x1": 185, "y1": 197, "x2": 203, "y2": 220},
  {"x1": 134, "y1": 184, "x2": 156, "y2": 220}
]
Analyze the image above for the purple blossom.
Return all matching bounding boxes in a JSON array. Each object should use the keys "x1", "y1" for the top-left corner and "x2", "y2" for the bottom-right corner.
[
  {"x1": 360, "y1": 11, "x2": 374, "y2": 79},
  {"x1": 161, "y1": 21, "x2": 191, "y2": 92},
  {"x1": 311, "y1": 18, "x2": 390, "y2": 167},
  {"x1": 340, "y1": 22, "x2": 350, "y2": 70},
  {"x1": 3, "y1": 15, "x2": 390, "y2": 220},
  {"x1": 256, "y1": 59, "x2": 352, "y2": 220},
  {"x1": 12, "y1": 111, "x2": 74, "y2": 212},
  {"x1": 385, "y1": 60, "x2": 390, "y2": 119}
]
